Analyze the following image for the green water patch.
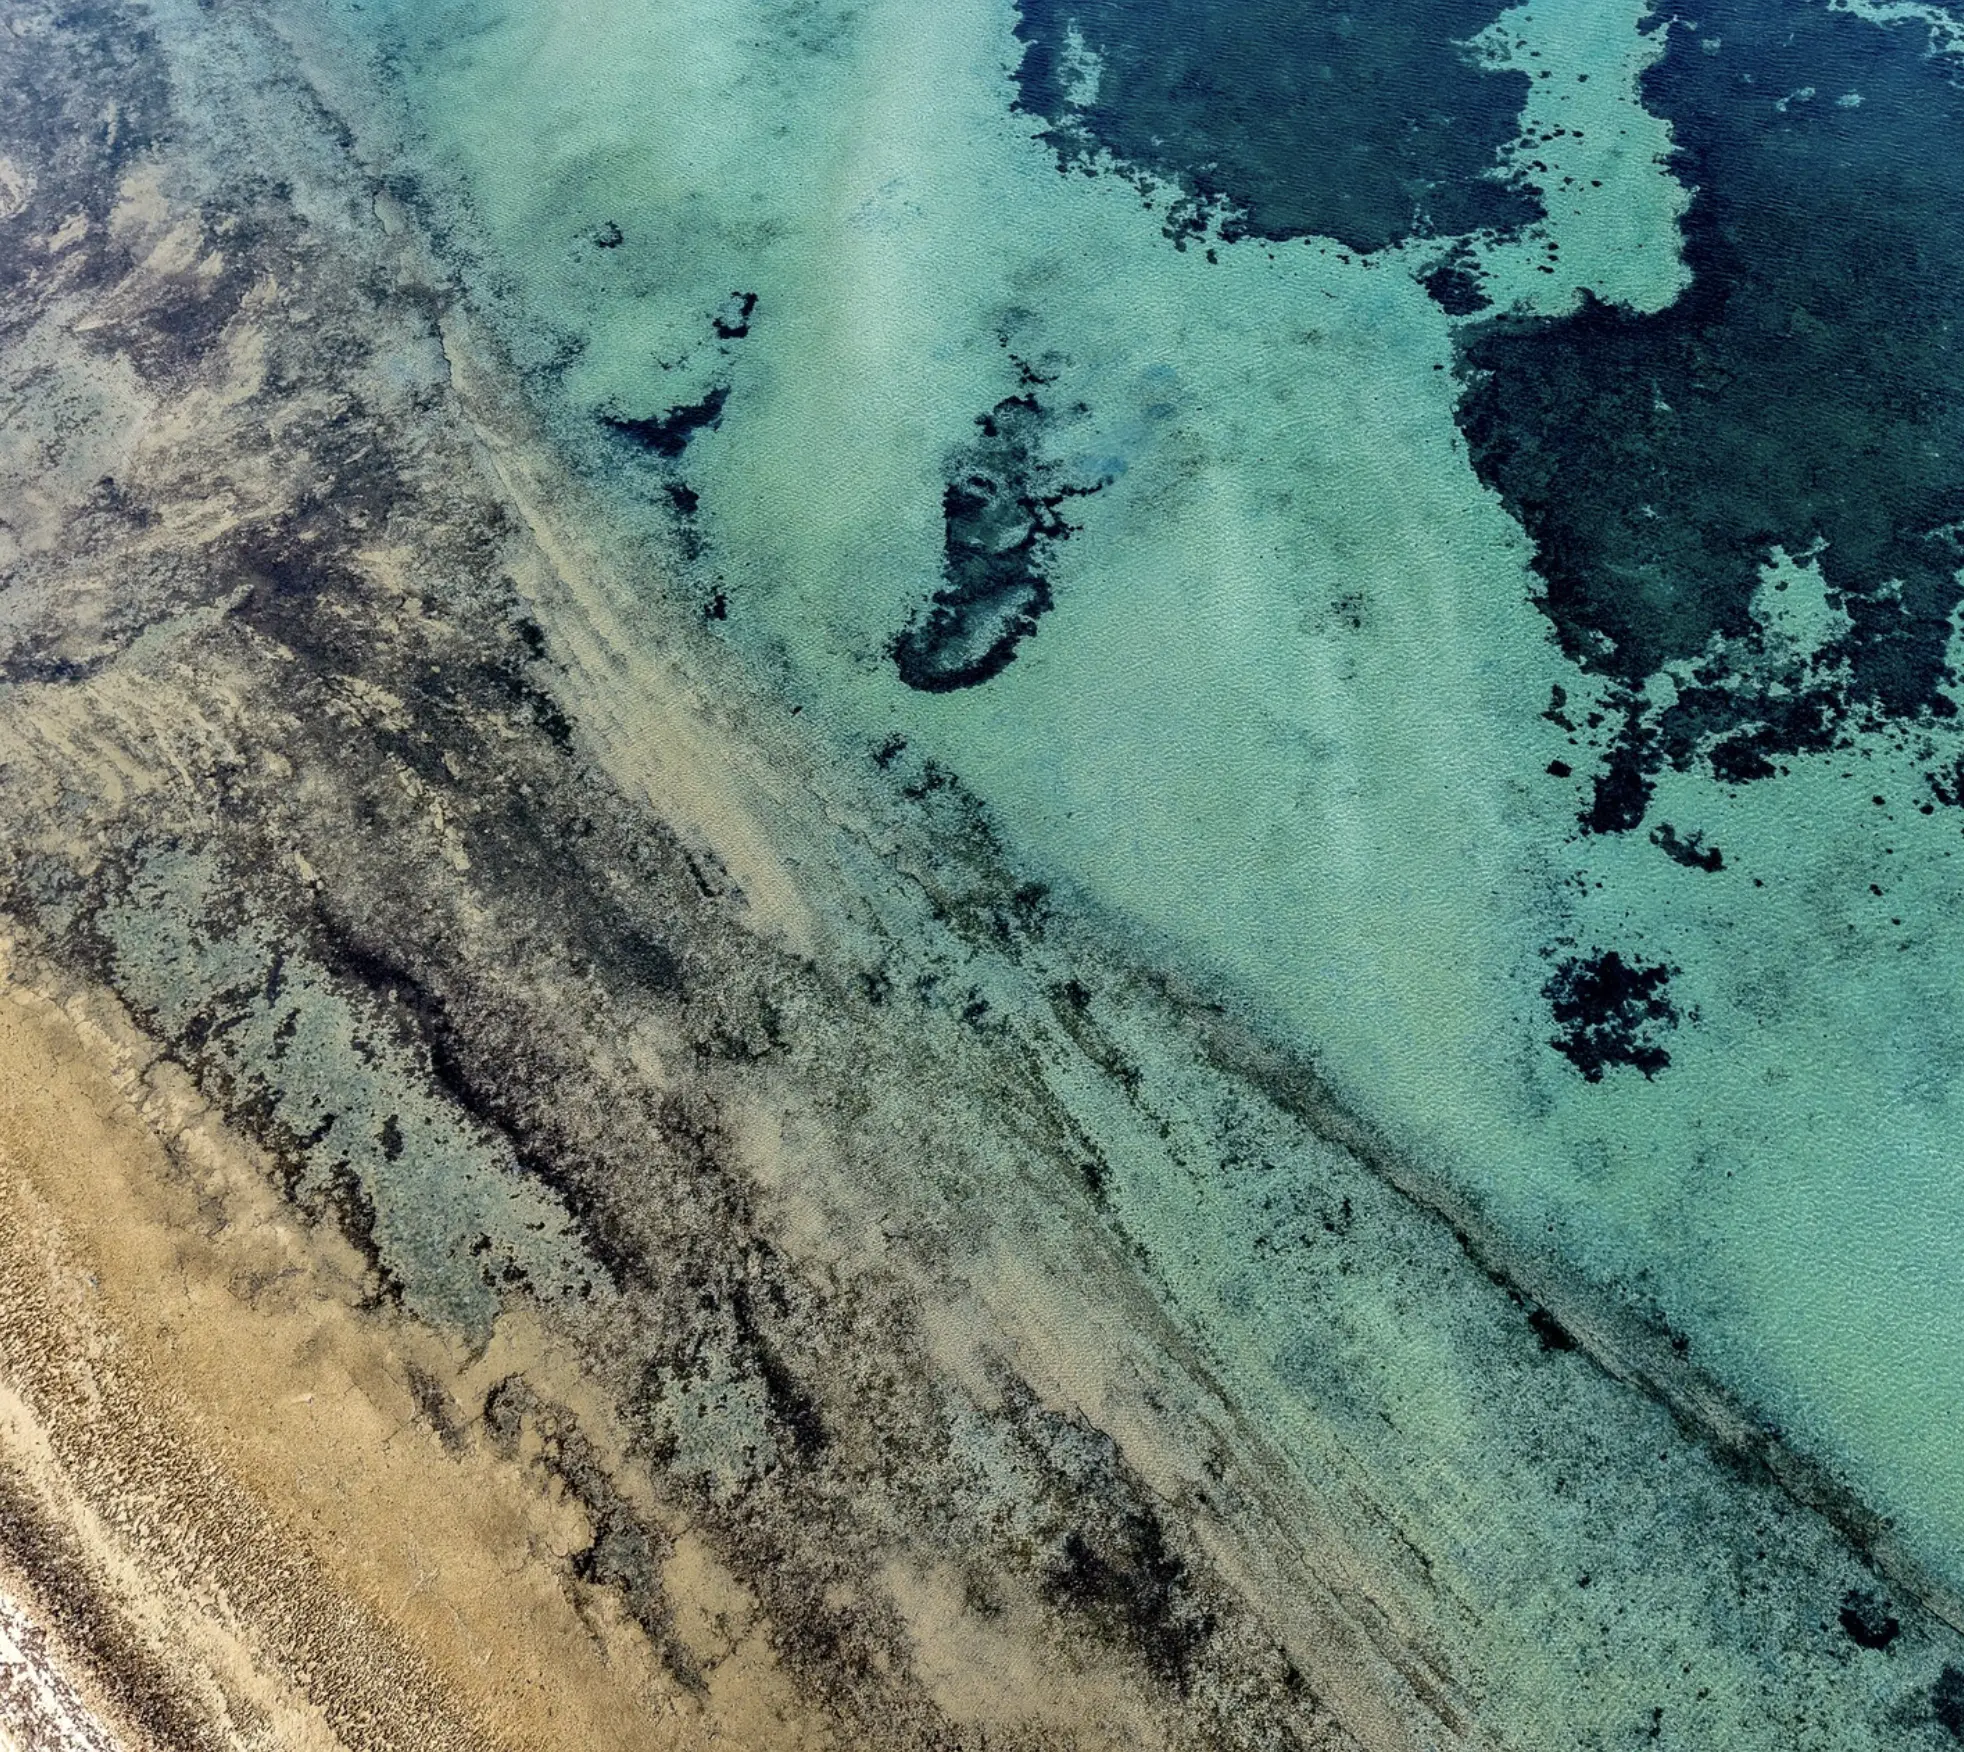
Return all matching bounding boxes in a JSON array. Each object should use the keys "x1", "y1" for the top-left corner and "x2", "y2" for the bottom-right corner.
[{"x1": 84, "y1": 847, "x2": 593, "y2": 1332}]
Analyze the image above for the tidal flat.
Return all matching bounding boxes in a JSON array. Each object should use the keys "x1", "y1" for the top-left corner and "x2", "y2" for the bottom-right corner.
[{"x1": 2, "y1": 0, "x2": 1964, "y2": 1748}]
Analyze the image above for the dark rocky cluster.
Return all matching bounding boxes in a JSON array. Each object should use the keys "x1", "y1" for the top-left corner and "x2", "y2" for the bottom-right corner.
[{"x1": 891, "y1": 386, "x2": 1104, "y2": 692}]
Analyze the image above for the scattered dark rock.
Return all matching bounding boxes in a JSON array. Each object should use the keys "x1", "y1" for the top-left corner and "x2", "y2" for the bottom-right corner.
[
  {"x1": 484, "y1": 1376, "x2": 698, "y2": 1684},
  {"x1": 1545, "y1": 949, "x2": 1679, "y2": 1082}
]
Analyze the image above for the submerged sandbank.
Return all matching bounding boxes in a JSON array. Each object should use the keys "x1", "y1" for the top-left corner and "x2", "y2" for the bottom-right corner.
[{"x1": 1, "y1": 0, "x2": 1962, "y2": 1747}]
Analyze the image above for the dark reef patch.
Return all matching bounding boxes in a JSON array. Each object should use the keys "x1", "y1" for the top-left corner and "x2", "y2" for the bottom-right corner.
[
  {"x1": 602, "y1": 385, "x2": 730, "y2": 459},
  {"x1": 1938, "y1": 1665, "x2": 1964, "y2": 1741},
  {"x1": 712, "y1": 291, "x2": 758, "y2": 340},
  {"x1": 1013, "y1": 0, "x2": 1535, "y2": 252},
  {"x1": 1418, "y1": 243, "x2": 1493, "y2": 318},
  {"x1": 1545, "y1": 949, "x2": 1680, "y2": 1082},
  {"x1": 1836, "y1": 1589, "x2": 1899, "y2": 1651},
  {"x1": 1047, "y1": 1514, "x2": 1213, "y2": 1694},
  {"x1": 1583, "y1": 700, "x2": 1659, "y2": 835},
  {"x1": 1650, "y1": 823, "x2": 1722, "y2": 873},
  {"x1": 892, "y1": 388, "x2": 1104, "y2": 692},
  {"x1": 1455, "y1": 0, "x2": 1964, "y2": 831}
]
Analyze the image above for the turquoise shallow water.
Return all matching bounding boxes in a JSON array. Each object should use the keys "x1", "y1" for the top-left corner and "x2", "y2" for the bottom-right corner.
[{"x1": 319, "y1": 0, "x2": 1964, "y2": 1603}]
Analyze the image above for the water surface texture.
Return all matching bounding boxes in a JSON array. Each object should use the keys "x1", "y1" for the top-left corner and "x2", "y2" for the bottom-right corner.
[
  {"x1": 26, "y1": 0, "x2": 1964, "y2": 1735},
  {"x1": 315, "y1": 0, "x2": 1964, "y2": 1588}
]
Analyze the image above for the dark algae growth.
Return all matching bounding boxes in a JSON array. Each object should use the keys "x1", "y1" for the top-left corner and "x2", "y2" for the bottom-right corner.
[
  {"x1": 1939, "y1": 1665, "x2": 1964, "y2": 1741},
  {"x1": 602, "y1": 385, "x2": 730, "y2": 459},
  {"x1": 1014, "y1": 0, "x2": 1536, "y2": 250},
  {"x1": 1838, "y1": 1589, "x2": 1901, "y2": 1652},
  {"x1": 1545, "y1": 949, "x2": 1680, "y2": 1082},
  {"x1": 892, "y1": 387, "x2": 1104, "y2": 692},
  {"x1": 597, "y1": 295, "x2": 756, "y2": 462},
  {"x1": 1454, "y1": 0, "x2": 1964, "y2": 831}
]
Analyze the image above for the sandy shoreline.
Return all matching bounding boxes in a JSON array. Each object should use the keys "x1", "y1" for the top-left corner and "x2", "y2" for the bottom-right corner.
[{"x1": 1, "y1": 0, "x2": 1962, "y2": 1746}]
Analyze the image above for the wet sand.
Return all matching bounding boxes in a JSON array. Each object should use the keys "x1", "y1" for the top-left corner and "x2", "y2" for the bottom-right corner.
[{"x1": 2, "y1": 1, "x2": 1963, "y2": 1747}]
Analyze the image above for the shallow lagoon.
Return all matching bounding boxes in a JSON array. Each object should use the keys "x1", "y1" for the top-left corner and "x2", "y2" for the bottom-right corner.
[{"x1": 324, "y1": 0, "x2": 1964, "y2": 1631}]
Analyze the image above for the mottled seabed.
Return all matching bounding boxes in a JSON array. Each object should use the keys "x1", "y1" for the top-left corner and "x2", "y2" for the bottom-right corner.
[{"x1": 1, "y1": 0, "x2": 1963, "y2": 1749}]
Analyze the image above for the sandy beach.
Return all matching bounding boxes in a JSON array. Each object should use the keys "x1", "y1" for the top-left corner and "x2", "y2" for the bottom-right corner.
[{"x1": 3, "y1": 1, "x2": 1963, "y2": 1747}]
